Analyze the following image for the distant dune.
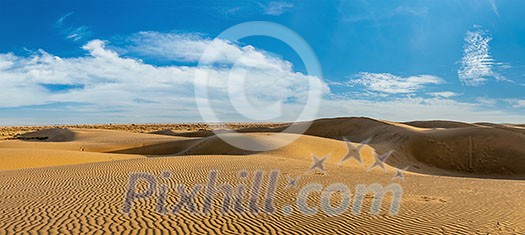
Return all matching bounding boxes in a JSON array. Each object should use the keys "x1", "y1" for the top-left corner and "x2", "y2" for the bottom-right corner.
[
  {"x1": 3, "y1": 117, "x2": 525, "y2": 177},
  {"x1": 0, "y1": 117, "x2": 524, "y2": 234},
  {"x1": 298, "y1": 117, "x2": 525, "y2": 178},
  {"x1": 149, "y1": 117, "x2": 525, "y2": 178}
]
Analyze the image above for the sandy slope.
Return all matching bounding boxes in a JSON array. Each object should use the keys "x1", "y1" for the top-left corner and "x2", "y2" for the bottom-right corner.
[
  {"x1": 0, "y1": 154, "x2": 523, "y2": 234},
  {"x1": 0, "y1": 117, "x2": 524, "y2": 234},
  {"x1": 0, "y1": 148, "x2": 143, "y2": 171},
  {"x1": 165, "y1": 117, "x2": 525, "y2": 178},
  {"x1": 0, "y1": 128, "x2": 193, "y2": 153}
]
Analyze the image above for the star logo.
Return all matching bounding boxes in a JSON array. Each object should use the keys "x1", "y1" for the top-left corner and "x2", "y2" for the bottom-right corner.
[
  {"x1": 392, "y1": 166, "x2": 409, "y2": 181},
  {"x1": 285, "y1": 175, "x2": 300, "y2": 188},
  {"x1": 339, "y1": 137, "x2": 371, "y2": 165},
  {"x1": 367, "y1": 150, "x2": 394, "y2": 172},
  {"x1": 309, "y1": 153, "x2": 330, "y2": 173}
]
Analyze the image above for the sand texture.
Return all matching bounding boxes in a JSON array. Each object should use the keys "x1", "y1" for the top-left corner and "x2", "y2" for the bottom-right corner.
[{"x1": 0, "y1": 117, "x2": 524, "y2": 234}]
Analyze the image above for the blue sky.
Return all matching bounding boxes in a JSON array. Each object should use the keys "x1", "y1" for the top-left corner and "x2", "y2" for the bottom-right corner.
[{"x1": 0, "y1": 0, "x2": 524, "y2": 125}]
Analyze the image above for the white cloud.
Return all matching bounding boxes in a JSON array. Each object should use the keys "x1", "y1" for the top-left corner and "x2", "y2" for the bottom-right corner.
[
  {"x1": 0, "y1": 32, "x2": 524, "y2": 124},
  {"x1": 125, "y1": 31, "x2": 292, "y2": 71},
  {"x1": 261, "y1": 1, "x2": 294, "y2": 16},
  {"x1": 318, "y1": 96, "x2": 525, "y2": 123},
  {"x1": 505, "y1": 99, "x2": 525, "y2": 108},
  {"x1": 475, "y1": 97, "x2": 498, "y2": 106},
  {"x1": 125, "y1": 32, "x2": 214, "y2": 62},
  {"x1": 0, "y1": 36, "x2": 327, "y2": 123},
  {"x1": 347, "y1": 72, "x2": 444, "y2": 94},
  {"x1": 428, "y1": 91, "x2": 459, "y2": 98},
  {"x1": 458, "y1": 26, "x2": 509, "y2": 86}
]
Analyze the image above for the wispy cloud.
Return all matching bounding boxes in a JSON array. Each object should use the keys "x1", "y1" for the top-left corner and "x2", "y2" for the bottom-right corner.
[
  {"x1": 393, "y1": 6, "x2": 429, "y2": 17},
  {"x1": 475, "y1": 98, "x2": 525, "y2": 109},
  {"x1": 489, "y1": 0, "x2": 499, "y2": 17},
  {"x1": 338, "y1": 1, "x2": 428, "y2": 23},
  {"x1": 346, "y1": 72, "x2": 444, "y2": 94},
  {"x1": 320, "y1": 96, "x2": 524, "y2": 123},
  {"x1": 56, "y1": 12, "x2": 73, "y2": 26},
  {"x1": 124, "y1": 31, "x2": 292, "y2": 71},
  {"x1": 223, "y1": 7, "x2": 243, "y2": 16},
  {"x1": 458, "y1": 26, "x2": 509, "y2": 86},
  {"x1": 213, "y1": 6, "x2": 249, "y2": 18},
  {"x1": 505, "y1": 99, "x2": 525, "y2": 108},
  {"x1": 428, "y1": 91, "x2": 459, "y2": 98},
  {"x1": 65, "y1": 26, "x2": 92, "y2": 41},
  {"x1": 260, "y1": 1, "x2": 294, "y2": 16},
  {"x1": 55, "y1": 12, "x2": 92, "y2": 42},
  {"x1": 475, "y1": 97, "x2": 498, "y2": 106}
]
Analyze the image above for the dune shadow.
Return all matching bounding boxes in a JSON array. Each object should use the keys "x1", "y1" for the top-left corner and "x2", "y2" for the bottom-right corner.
[{"x1": 12, "y1": 128, "x2": 76, "y2": 142}]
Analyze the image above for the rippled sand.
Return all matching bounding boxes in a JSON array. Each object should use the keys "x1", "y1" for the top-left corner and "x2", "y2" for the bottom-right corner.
[{"x1": 1, "y1": 117, "x2": 524, "y2": 234}]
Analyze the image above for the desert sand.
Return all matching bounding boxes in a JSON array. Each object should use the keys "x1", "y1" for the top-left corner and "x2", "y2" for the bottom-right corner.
[{"x1": 0, "y1": 117, "x2": 524, "y2": 234}]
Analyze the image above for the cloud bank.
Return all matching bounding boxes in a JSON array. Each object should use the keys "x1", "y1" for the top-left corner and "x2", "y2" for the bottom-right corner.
[
  {"x1": 0, "y1": 35, "x2": 324, "y2": 124},
  {"x1": 0, "y1": 31, "x2": 523, "y2": 124}
]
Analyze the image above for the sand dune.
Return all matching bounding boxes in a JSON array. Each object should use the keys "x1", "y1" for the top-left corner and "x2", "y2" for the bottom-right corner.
[
  {"x1": 4, "y1": 117, "x2": 525, "y2": 177},
  {"x1": 14, "y1": 128, "x2": 76, "y2": 142},
  {"x1": 1, "y1": 117, "x2": 525, "y2": 234},
  {"x1": 298, "y1": 118, "x2": 525, "y2": 177},
  {"x1": 0, "y1": 128, "x2": 192, "y2": 153},
  {"x1": 3, "y1": 117, "x2": 525, "y2": 178},
  {"x1": 153, "y1": 117, "x2": 525, "y2": 178},
  {"x1": 0, "y1": 148, "x2": 143, "y2": 171}
]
